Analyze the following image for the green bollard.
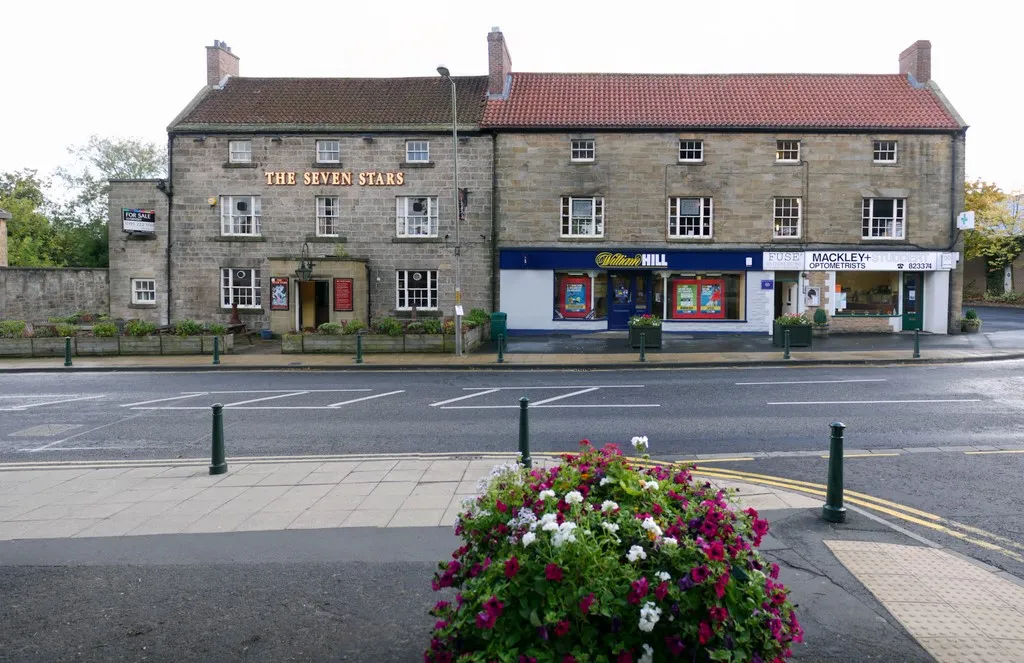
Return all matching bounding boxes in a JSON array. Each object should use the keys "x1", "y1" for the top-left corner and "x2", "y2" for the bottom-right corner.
[
  {"x1": 497, "y1": 334, "x2": 505, "y2": 363},
  {"x1": 518, "y1": 396, "x2": 532, "y2": 469},
  {"x1": 822, "y1": 421, "x2": 847, "y2": 523},
  {"x1": 209, "y1": 403, "x2": 227, "y2": 475},
  {"x1": 639, "y1": 332, "x2": 647, "y2": 362},
  {"x1": 63, "y1": 337, "x2": 72, "y2": 367},
  {"x1": 783, "y1": 329, "x2": 791, "y2": 360},
  {"x1": 913, "y1": 329, "x2": 920, "y2": 359},
  {"x1": 212, "y1": 335, "x2": 220, "y2": 365},
  {"x1": 355, "y1": 333, "x2": 363, "y2": 364}
]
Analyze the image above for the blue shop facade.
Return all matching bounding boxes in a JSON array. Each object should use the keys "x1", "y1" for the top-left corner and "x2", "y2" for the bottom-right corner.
[{"x1": 498, "y1": 248, "x2": 773, "y2": 334}]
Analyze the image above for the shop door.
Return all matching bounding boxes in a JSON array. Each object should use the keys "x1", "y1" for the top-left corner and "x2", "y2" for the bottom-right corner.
[
  {"x1": 608, "y1": 272, "x2": 652, "y2": 330},
  {"x1": 902, "y1": 272, "x2": 923, "y2": 331},
  {"x1": 315, "y1": 281, "x2": 331, "y2": 327}
]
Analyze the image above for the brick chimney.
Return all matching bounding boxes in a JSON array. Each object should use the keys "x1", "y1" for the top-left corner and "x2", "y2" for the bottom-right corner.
[
  {"x1": 487, "y1": 27, "x2": 512, "y2": 99},
  {"x1": 899, "y1": 40, "x2": 931, "y2": 85},
  {"x1": 206, "y1": 40, "x2": 239, "y2": 87},
  {"x1": 0, "y1": 209, "x2": 10, "y2": 267}
]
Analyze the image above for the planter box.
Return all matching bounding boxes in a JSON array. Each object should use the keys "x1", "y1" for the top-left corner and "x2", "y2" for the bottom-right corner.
[
  {"x1": 201, "y1": 334, "x2": 234, "y2": 354},
  {"x1": 773, "y1": 322, "x2": 813, "y2": 348},
  {"x1": 282, "y1": 335, "x2": 303, "y2": 354},
  {"x1": 302, "y1": 336, "x2": 345, "y2": 353},
  {"x1": 361, "y1": 335, "x2": 405, "y2": 352},
  {"x1": 443, "y1": 334, "x2": 456, "y2": 352},
  {"x1": 77, "y1": 337, "x2": 120, "y2": 356},
  {"x1": 0, "y1": 338, "x2": 33, "y2": 357},
  {"x1": 404, "y1": 334, "x2": 444, "y2": 352},
  {"x1": 629, "y1": 326, "x2": 662, "y2": 349},
  {"x1": 161, "y1": 336, "x2": 203, "y2": 355},
  {"x1": 32, "y1": 337, "x2": 73, "y2": 357},
  {"x1": 961, "y1": 321, "x2": 982, "y2": 334},
  {"x1": 120, "y1": 336, "x2": 161, "y2": 355}
]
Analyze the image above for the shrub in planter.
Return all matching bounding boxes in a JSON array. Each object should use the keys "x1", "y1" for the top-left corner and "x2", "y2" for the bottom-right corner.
[
  {"x1": 54, "y1": 323, "x2": 80, "y2": 337},
  {"x1": 406, "y1": 321, "x2": 426, "y2": 334},
  {"x1": 92, "y1": 322, "x2": 119, "y2": 338},
  {"x1": 442, "y1": 319, "x2": 457, "y2": 335},
  {"x1": 427, "y1": 440, "x2": 802, "y2": 663},
  {"x1": 29, "y1": 324, "x2": 56, "y2": 338},
  {"x1": 208, "y1": 323, "x2": 228, "y2": 336},
  {"x1": 465, "y1": 308, "x2": 491, "y2": 326},
  {"x1": 374, "y1": 316, "x2": 404, "y2": 336},
  {"x1": 317, "y1": 322, "x2": 343, "y2": 335},
  {"x1": 175, "y1": 319, "x2": 203, "y2": 336},
  {"x1": 422, "y1": 318, "x2": 442, "y2": 335},
  {"x1": 342, "y1": 320, "x2": 366, "y2": 335},
  {"x1": 0, "y1": 320, "x2": 28, "y2": 338},
  {"x1": 125, "y1": 320, "x2": 157, "y2": 337}
]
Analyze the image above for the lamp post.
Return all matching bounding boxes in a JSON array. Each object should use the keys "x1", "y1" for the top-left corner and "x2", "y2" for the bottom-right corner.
[
  {"x1": 295, "y1": 242, "x2": 315, "y2": 282},
  {"x1": 438, "y1": 66, "x2": 463, "y2": 357}
]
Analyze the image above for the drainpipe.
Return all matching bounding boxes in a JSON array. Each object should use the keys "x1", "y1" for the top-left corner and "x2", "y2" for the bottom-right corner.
[
  {"x1": 947, "y1": 131, "x2": 960, "y2": 333},
  {"x1": 163, "y1": 134, "x2": 174, "y2": 326},
  {"x1": 490, "y1": 133, "x2": 498, "y2": 312}
]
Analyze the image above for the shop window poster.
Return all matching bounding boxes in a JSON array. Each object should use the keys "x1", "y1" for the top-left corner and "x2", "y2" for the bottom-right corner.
[
  {"x1": 674, "y1": 282, "x2": 698, "y2": 317},
  {"x1": 559, "y1": 276, "x2": 591, "y2": 318},
  {"x1": 270, "y1": 277, "x2": 289, "y2": 311},
  {"x1": 701, "y1": 283, "x2": 723, "y2": 315}
]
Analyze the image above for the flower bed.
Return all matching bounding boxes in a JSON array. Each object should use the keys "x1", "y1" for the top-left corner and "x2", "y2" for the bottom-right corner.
[
  {"x1": 0, "y1": 318, "x2": 233, "y2": 357},
  {"x1": 280, "y1": 311, "x2": 492, "y2": 354},
  {"x1": 427, "y1": 440, "x2": 802, "y2": 662}
]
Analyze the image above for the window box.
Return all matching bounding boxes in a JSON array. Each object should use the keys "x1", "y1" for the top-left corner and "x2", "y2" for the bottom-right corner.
[
  {"x1": 772, "y1": 322, "x2": 812, "y2": 348},
  {"x1": 0, "y1": 338, "x2": 33, "y2": 357},
  {"x1": 32, "y1": 337, "x2": 72, "y2": 357},
  {"x1": 628, "y1": 326, "x2": 662, "y2": 349},
  {"x1": 77, "y1": 337, "x2": 120, "y2": 356},
  {"x1": 160, "y1": 336, "x2": 202, "y2": 355},
  {"x1": 119, "y1": 336, "x2": 161, "y2": 355}
]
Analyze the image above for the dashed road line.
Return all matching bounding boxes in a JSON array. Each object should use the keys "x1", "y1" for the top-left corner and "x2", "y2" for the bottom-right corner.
[
  {"x1": 0, "y1": 394, "x2": 106, "y2": 411},
  {"x1": 121, "y1": 393, "x2": 207, "y2": 407},
  {"x1": 327, "y1": 390, "x2": 405, "y2": 407},
  {"x1": 964, "y1": 449, "x2": 1024, "y2": 455}
]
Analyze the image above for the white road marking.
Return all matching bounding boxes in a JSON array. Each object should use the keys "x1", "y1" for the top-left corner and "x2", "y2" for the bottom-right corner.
[
  {"x1": 0, "y1": 394, "x2": 106, "y2": 411},
  {"x1": 736, "y1": 379, "x2": 887, "y2": 386},
  {"x1": 19, "y1": 412, "x2": 152, "y2": 452},
  {"x1": 440, "y1": 404, "x2": 661, "y2": 409},
  {"x1": 8, "y1": 424, "x2": 83, "y2": 437},
  {"x1": 530, "y1": 387, "x2": 600, "y2": 406},
  {"x1": 767, "y1": 399, "x2": 982, "y2": 406},
  {"x1": 200, "y1": 389, "x2": 372, "y2": 394},
  {"x1": 457, "y1": 385, "x2": 645, "y2": 390},
  {"x1": 223, "y1": 391, "x2": 310, "y2": 407},
  {"x1": 429, "y1": 389, "x2": 502, "y2": 407},
  {"x1": 121, "y1": 393, "x2": 207, "y2": 407},
  {"x1": 327, "y1": 390, "x2": 405, "y2": 407}
]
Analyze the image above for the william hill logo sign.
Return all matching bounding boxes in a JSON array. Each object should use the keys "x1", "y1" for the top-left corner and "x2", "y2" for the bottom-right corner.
[{"x1": 595, "y1": 252, "x2": 668, "y2": 269}]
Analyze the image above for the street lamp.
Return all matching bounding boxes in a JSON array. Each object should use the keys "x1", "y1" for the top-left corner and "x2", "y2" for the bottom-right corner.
[
  {"x1": 294, "y1": 242, "x2": 315, "y2": 282},
  {"x1": 438, "y1": 65, "x2": 463, "y2": 357}
]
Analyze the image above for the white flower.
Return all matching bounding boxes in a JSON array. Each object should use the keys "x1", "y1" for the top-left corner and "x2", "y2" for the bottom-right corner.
[
  {"x1": 521, "y1": 531, "x2": 536, "y2": 547},
  {"x1": 631, "y1": 435, "x2": 649, "y2": 453},
  {"x1": 539, "y1": 513, "x2": 558, "y2": 526},
  {"x1": 642, "y1": 480, "x2": 659, "y2": 491},
  {"x1": 538, "y1": 489, "x2": 556, "y2": 502},
  {"x1": 639, "y1": 643, "x2": 654, "y2": 663},
  {"x1": 661, "y1": 536, "x2": 679, "y2": 548},
  {"x1": 638, "y1": 602, "x2": 661, "y2": 633},
  {"x1": 627, "y1": 545, "x2": 647, "y2": 562},
  {"x1": 601, "y1": 500, "x2": 619, "y2": 513},
  {"x1": 565, "y1": 490, "x2": 583, "y2": 505},
  {"x1": 461, "y1": 496, "x2": 476, "y2": 508},
  {"x1": 600, "y1": 477, "x2": 614, "y2": 486},
  {"x1": 552, "y1": 522, "x2": 578, "y2": 547},
  {"x1": 641, "y1": 517, "x2": 663, "y2": 538},
  {"x1": 602, "y1": 522, "x2": 620, "y2": 534},
  {"x1": 542, "y1": 521, "x2": 559, "y2": 532},
  {"x1": 656, "y1": 571, "x2": 671, "y2": 582}
]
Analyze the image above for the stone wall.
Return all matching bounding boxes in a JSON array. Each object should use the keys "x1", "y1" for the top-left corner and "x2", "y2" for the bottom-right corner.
[
  {"x1": 0, "y1": 268, "x2": 109, "y2": 321},
  {"x1": 166, "y1": 134, "x2": 493, "y2": 328},
  {"x1": 108, "y1": 180, "x2": 170, "y2": 325}
]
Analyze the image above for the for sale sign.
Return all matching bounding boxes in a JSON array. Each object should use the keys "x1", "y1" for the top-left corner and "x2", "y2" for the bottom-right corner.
[{"x1": 122, "y1": 208, "x2": 156, "y2": 234}]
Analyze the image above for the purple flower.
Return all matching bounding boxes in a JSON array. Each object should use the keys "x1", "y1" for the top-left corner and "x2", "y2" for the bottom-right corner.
[
  {"x1": 677, "y1": 575, "x2": 695, "y2": 592},
  {"x1": 537, "y1": 626, "x2": 549, "y2": 641},
  {"x1": 611, "y1": 616, "x2": 622, "y2": 633}
]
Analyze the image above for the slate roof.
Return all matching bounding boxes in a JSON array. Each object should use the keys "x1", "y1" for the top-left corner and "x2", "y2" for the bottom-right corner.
[
  {"x1": 481, "y1": 73, "x2": 962, "y2": 130},
  {"x1": 173, "y1": 76, "x2": 489, "y2": 129}
]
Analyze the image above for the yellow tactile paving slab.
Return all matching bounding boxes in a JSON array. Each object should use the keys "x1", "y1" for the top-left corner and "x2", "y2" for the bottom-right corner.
[{"x1": 826, "y1": 540, "x2": 1024, "y2": 663}]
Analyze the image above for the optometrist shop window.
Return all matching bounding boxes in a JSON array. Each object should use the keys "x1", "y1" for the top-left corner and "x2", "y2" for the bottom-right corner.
[
  {"x1": 666, "y1": 273, "x2": 745, "y2": 320},
  {"x1": 553, "y1": 273, "x2": 607, "y2": 320},
  {"x1": 834, "y1": 272, "x2": 899, "y2": 316}
]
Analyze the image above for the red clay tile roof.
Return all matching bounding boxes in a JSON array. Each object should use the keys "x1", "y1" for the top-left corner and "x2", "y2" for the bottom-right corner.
[
  {"x1": 482, "y1": 73, "x2": 961, "y2": 130},
  {"x1": 174, "y1": 76, "x2": 489, "y2": 128}
]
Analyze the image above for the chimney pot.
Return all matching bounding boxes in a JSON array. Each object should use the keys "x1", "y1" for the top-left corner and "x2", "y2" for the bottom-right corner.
[
  {"x1": 899, "y1": 40, "x2": 931, "y2": 85},
  {"x1": 206, "y1": 39, "x2": 240, "y2": 86},
  {"x1": 487, "y1": 28, "x2": 512, "y2": 99}
]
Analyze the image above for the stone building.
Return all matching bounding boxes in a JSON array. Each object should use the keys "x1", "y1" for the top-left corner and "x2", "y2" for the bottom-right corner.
[
  {"x1": 483, "y1": 33, "x2": 967, "y2": 334},
  {"x1": 109, "y1": 41, "x2": 493, "y2": 334}
]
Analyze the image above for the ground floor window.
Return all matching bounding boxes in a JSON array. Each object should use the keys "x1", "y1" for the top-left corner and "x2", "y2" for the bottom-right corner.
[
  {"x1": 834, "y1": 271, "x2": 898, "y2": 315},
  {"x1": 396, "y1": 270, "x2": 437, "y2": 310},
  {"x1": 131, "y1": 278, "x2": 156, "y2": 304},
  {"x1": 221, "y1": 268, "x2": 262, "y2": 309},
  {"x1": 553, "y1": 272, "x2": 607, "y2": 320},
  {"x1": 667, "y1": 273, "x2": 744, "y2": 320}
]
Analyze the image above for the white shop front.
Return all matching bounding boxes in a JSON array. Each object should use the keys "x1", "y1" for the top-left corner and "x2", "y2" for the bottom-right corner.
[{"x1": 763, "y1": 250, "x2": 959, "y2": 334}]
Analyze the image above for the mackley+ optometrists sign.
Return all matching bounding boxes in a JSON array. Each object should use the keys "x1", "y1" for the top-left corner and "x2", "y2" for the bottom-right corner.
[{"x1": 764, "y1": 250, "x2": 948, "y2": 272}]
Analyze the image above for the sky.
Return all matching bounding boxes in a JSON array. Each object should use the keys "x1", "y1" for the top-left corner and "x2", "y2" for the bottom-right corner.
[{"x1": 2, "y1": 0, "x2": 1021, "y2": 193}]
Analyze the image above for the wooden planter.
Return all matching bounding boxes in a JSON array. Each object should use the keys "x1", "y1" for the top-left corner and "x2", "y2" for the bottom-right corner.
[
  {"x1": 773, "y1": 322, "x2": 813, "y2": 347},
  {"x1": 282, "y1": 335, "x2": 303, "y2": 353},
  {"x1": 629, "y1": 326, "x2": 662, "y2": 349},
  {"x1": 77, "y1": 337, "x2": 120, "y2": 356},
  {"x1": 361, "y1": 335, "x2": 405, "y2": 352},
  {"x1": 161, "y1": 336, "x2": 203, "y2": 355},
  {"x1": 404, "y1": 334, "x2": 444, "y2": 352},
  {"x1": 302, "y1": 336, "x2": 345, "y2": 353},
  {"x1": 0, "y1": 338, "x2": 33, "y2": 357},
  {"x1": 812, "y1": 325, "x2": 830, "y2": 338},
  {"x1": 120, "y1": 336, "x2": 161, "y2": 355},
  {"x1": 32, "y1": 337, "x2": 72, "y2": 357},
  {"x1": 201, "y1": 334, "x2": 234, "y2": 354}
]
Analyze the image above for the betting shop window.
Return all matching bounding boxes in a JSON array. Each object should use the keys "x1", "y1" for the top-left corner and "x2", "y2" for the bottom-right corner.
[
  {"x1": 773, "y1": 197, "x2": 802, "y2": 238},
  {"x1": 396, "y1": 270, "x2": 438, "y2": 310},
  {"x1": 220, "y1": 195, "x2": 262, "y2": 236},
  {"x1": 228, "y1": 140, "x2": 251, "y2": 163},
  {"x1": 570, "y1": 139, "x2": 595, "y2": 162},
  {"x1": 678, "y1": 140, "x2": 704, "y2": 162},
  {"x1": 221, "y1": 268, "x2": 262, "y2": 309},
  {"x1": 553, "y1": 273, "x2": 606, "y2": 320},
  {"x1": 668, "y1": 197, "x2": 713, "y2": 238},
  {"x1": 316, "y1": 196, "x2": 339, "y2": 237},
  {"x1": 560, "y1": 197, "x2": 604, "y2": 237},
  {"x1": 873, "y1": 140, "x2": 898, "y2": 163},
  {"x1": 131, "y1": 278, "x2": 156, "y2": 305},
  {"x1": 835, "y1": 271, "x2": 899, "y2": 316},
  {"x1": 862, "y1": 198, "x2": 906, "y2": 240},
  {"x1": 776, "y1": 140, "x2": 800, "y2": 162},
  {"x1": 406, "y1": 141, "x2": 430, "y2": 163},
  {"x1": 316, "y1": 140, "x2": 341, "y2": 163},
  {"x1": 667, "y1": 273, "x2": 745, "y2": 320},
  {"x1": 396, "y1": 196, "x2": 438, "y2": 237}
]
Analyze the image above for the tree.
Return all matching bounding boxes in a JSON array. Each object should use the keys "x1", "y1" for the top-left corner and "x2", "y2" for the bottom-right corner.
[
  {"x1": 0, "y1": 170, "x2": 57, "y2": 266},
  {"x1": 963, "y1": 179, "x2": 1024, "y2": 292}
]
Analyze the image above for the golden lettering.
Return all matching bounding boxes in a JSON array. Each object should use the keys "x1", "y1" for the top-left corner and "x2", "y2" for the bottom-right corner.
[
  {"x1": 341, "y1": 172, "x2": 352, "y2": 186},
  {"x1": 275, "y1": 172, "x2": 286, "y2": 185},
  {"x1": 265, "y1": 172, "x2": 274, "y2": 185},
  {"x1": 595, "y1": 252, "x2": 643, "y2": 269},
  {"x1": 314, "y1": 172, "x2": 323, "y2": 185},
  {"x1": 375, "y1": 172, "x2": 385, "y2": 186},
  {"x1": 396, "y1": 172, "x2": 404, "y2": 185},
  {"x1": 358, "y1": 172, "x2": 366, "y2": 186},
  {"x1": 303, "y1": 172, "x2": 311, "y2": 185},
  {"x1": 332, "y1": 172, "x2": 341, "y2": 185},
  {"x1": 287, "y1": 172, "x2": 296, "y2": 185},
  {"x1": 386, "y1": 172, "x2": 395, "y2": 185}
]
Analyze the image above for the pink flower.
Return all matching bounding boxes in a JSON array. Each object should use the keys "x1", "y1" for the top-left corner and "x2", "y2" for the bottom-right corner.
[
  {"x1": 752, "y1": 518, "x2": 769, "y2": 538},
  {"x1": 484, "y1": 595, "x2": 504, "y2": 618},
  {"x1": 691, "y1": 565, "x2": 711, "y2": 583},
  {"x1": 554, "y1": 620, "x2": 570, "y2": 637},
  {"x1": 519, "y1": 657, "x2": 538, "y2": 663},
  {"x1": 769, "y1": 562, "x2": 780, "y2": 580},
  {"x1": 698, "y1": 621, "x2": 714, "y2": 644},
  {"x1": 496, "y1": 499, "x2": 508, "y2": 513},
  {"x1": 709, "y1": 606, "x2": 729, "y2": 622},
  {"x1": 505, "y1": 557, "x2": 520, "y2": 578},
  {"x1": 563, "y1": 656, "x2": 577, "y2": 663},
  {"x1": 433, "y1": 620, "x2": 448, "y2": 630},
  {"x1": 469, "y1": 563, "x2": 482, "y2": 577},
  {"x1": 665, "y1": 635, "x2": 686, "y2": 656},
  {"x1": 579, "y1": 593, "x2": 595, "y2": 614},
  {"x1": 714, "y1": 573, "x2": 730, "y2": 599},
  {"x1": 627, "y1": 576, "x2": 650, "y2": 604},
  {"x1": 475, "y1": 610, "x2": 496, "y2": 629},
  {"x1": 706, "y1": 540, "x2": 725, "y2": 561},
  {"x1": 617, "y1": 651, "x2": 633, "y2": 663},
  {"x1": 545, "y1": 564, "x2": 563, "y2": 582},
  {"x1": 744, "y1": 507, "x2": 759, "y2": 519},
  {"x1": 655, "y1": 581, "x2": 669, "y2": 601},
  {"x1": 433, "y1": 600, "x2": 450, "y2": 613}
]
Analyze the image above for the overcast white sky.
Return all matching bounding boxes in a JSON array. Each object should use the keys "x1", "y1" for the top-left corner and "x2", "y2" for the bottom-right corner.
[{"x1": 2, "y1": 0, "x2": 1020, "y2": 192}]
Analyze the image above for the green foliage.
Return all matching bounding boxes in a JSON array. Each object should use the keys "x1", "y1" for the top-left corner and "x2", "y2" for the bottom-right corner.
[
  {"x1": 207, "y1": 323, "x2": 228, "y2": 335},
  {"x1": 342, "y1": 319, "x2": 366, "y2": 335},
  {"x1": 421, "y1": 319, "x2": 442, "y2": 334},
  {"x1": 54, "y1": 323, "x2": 80, "y2": 337},
  {"x1": 405, "y1": 321, "x2": 425, "y2": 334},
  {"x1": 628, "y1": 314, "x2": 662, "y2": 328},
  {"x1": 442, "y1": 319, "x2": 456, "y2": 335},
  {"x1": 48, "y1": 316, "x2": 70, "y2": 324},
  {"x1": 125, "y1": 319, "x2": 156, "y2": 337},
  {"x1": 0, "y1": 320, "x2": 27, "y2": 338},
  {"x1": 813, "y1": 308, "x2": 828, "y2": 325},
  {"x1": 775, "y1": 313, "x2": 811, "y2": 326},
  {"x1": 964, "y1": 308, "x2": 979, "y2": 320},
  {"x1": 964, "y1": 180, "x2": 1024, "y2": 269},
  {"x1": 986, "y1": 268, "x2": 1005, "y2": 296},
  {"x1": 92, "y1": 322, "x2": 118, "y2": 337},
  {"x1": 465, "y1": 308, "x2": 491, "y2": 326},
  {"x1": 374, "y1": 316, "x2": 404, "y2": 336},
  {"x1": 174, "y1": 319, "x2": 203, "y2": 336},
  {"x1": 317, "y1": 322, "x2": 343, "y2": 335},
  {"x1": 983, "y1": 291, "x2": 1024, "y2": 304},
  {"x1": 31, "y1": 324, "x2": 56, "y2": 338}
]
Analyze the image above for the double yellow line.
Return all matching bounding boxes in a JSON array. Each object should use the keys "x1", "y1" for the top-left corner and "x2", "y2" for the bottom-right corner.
[{"x1": 635, "y1": 458, "x2": 1024, "y2": 564}]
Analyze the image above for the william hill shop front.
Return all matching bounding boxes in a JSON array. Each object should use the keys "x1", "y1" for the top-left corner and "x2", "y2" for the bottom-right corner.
[{"x1": 498, "y1": 249, "x2": 775, "y2": 334}]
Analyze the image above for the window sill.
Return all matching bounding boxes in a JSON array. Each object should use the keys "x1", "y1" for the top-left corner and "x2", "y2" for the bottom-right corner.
[
  {"x1": 392, "y1": 237, "x2": 441, "y2": 243},
  {"x1": 860, "y1": 238, "x2": 908, "y2": 242},
  {"x1": 569, "y1": 160, "x2": 596, "y2": 165},
  {"x1": 677, "y1": 160, "x2": 705, "y2": 166},
  {"x1": 129, "y1": 303, "x2": 157, "y2": 309},
  {"x1": 665, "y1": 318, "x2": 746, "y2": 323},
  {"x1": 307, "y1": 235, "x2": 348, "y2": 243},
  {"x1": 402, "y1": 161, "x2": 435, "y2": 168},
  {"x1": 771, "y1": 236, "x2": 803, "y2": 242},
  {"x1": 558, "y1": 236, "x2": 606, "y2": 242},
  {"x1": 775, "y1": 160, "x2": 801, "y2": 165},
  {"x1": 123, "y1": 233, "x2": 157, "y2": 241},
  {"x1": 872, "y1": 161, "x2": 900, "y2": 167},
  {"x1": 215, "y1": 236, "x2": 266, "y2": 242},
  {"x1": 223, "y1": 162, "x2": 258, "y2": 169},
  {"x1": 311, "y1": 162, "x2": 344, "y2": 169},
  {"x1": 666, "y1": 236, "x2": 715, "y2": 242},
  {"x1": 220, "y1": 307, "x2": 265, "y2": 314}
]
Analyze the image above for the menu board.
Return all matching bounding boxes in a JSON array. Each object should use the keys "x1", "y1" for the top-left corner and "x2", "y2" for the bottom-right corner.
[
  {"x1": 333, "y1": 278, "x2": 353, "y2": 312},
  {"x1": 270, "y1": 277, "x2": 289, "y2": 311}
]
